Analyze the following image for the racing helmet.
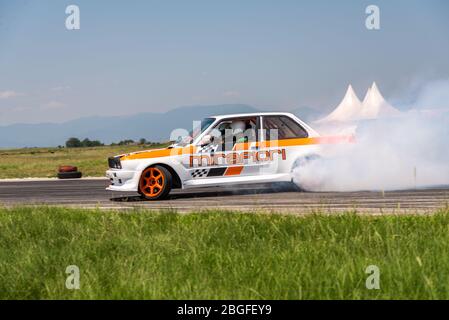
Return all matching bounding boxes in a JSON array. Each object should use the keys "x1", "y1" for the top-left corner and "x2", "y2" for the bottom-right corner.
[{"x1": 231, "y1": 120, "x2": 246, "y2": 134}]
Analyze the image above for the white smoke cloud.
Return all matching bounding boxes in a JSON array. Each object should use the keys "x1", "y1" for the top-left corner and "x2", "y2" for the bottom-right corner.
[
  {"x1": 0, "y1": 90, "x2": 20, "y2": 99},
  {"x1": 294, "y1": 79, "x2": 449, "y2": 191},
  {"x1": 409, "y1": 79, "x2": 449, "y2": 110}
]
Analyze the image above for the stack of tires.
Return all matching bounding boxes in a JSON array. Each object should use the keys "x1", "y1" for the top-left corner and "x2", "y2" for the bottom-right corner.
[{"x1": 58, "y1": 166, "x2": 82, "y2": 179}]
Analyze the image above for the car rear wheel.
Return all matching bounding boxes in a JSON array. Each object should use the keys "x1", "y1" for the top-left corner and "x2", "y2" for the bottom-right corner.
[{"x1": 139, "y1": 165, "x2": 172, "y2": 200}]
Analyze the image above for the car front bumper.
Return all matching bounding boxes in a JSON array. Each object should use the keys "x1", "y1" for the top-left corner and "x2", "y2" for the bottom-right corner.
[{"x1": 106, "y1": 169, "x2": 139, "y2": 192}]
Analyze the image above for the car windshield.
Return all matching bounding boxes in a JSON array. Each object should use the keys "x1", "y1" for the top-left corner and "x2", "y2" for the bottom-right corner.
[{"x1": 172, "y1": 117, "x2": 215, "y2": 147}]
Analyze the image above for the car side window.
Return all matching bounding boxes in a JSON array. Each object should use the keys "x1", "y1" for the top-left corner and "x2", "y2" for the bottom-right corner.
[
  {"x1": 263, "y1": 116, "x2": 308, "y2": 140},
  {"x1": 208, "y1": 117, "x2": 258, "y2": 151}
]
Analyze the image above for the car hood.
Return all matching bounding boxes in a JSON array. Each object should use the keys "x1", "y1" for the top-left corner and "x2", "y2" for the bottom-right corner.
[{"x1": 119, "y1": 146, "x2": 195, "y2": 161}]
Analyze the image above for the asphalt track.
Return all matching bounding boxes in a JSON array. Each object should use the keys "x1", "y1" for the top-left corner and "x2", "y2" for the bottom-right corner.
[{"x1": 1, "y1": 178, "x2": 449, "y2": 214}]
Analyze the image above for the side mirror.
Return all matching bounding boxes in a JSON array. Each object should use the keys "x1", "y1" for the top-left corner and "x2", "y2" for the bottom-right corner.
[{"x1": 199, "y1": 134, "x2": 213, "y2": 146}]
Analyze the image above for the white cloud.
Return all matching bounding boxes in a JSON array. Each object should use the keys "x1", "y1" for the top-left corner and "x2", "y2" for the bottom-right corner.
[
  {"x1": 51, "y1": 86, "x2": 71, "y2": 92},
  {"x1": 223, "y1": 90, "x2": 241, "y2": 98},
  {"x1": 11, "y1": 106, "x2": 30, "y2": 112},
  {"x1": 0, "y1": 90, "x2": 20, "y2": 99},
  {"x1": 41, "y1": 101, "x2": 67, "y2": 110}
]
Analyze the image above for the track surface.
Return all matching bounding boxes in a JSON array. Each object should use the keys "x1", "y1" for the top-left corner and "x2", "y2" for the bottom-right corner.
[{"x1": 1, "y1": 179, "x2": 449, "y2": 214}]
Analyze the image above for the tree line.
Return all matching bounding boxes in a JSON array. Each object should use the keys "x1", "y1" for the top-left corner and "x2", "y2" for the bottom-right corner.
[{"x1": 65, "y1": 137, "x2": 156, "y2": 148}]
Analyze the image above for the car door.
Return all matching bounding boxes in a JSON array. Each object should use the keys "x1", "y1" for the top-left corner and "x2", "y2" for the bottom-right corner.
[{"x1": 187, "y1": 116, "x2": 261, "y2": 180}]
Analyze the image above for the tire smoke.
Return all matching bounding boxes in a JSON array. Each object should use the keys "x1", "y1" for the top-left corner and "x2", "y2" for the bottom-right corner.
[{"x1": 293, "y1": 80, "x2": 449, "y2": 191}]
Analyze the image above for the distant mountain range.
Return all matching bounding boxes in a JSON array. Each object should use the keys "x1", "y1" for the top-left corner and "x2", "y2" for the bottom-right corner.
[{"x1": 0, "y1": 104, "x2": 323, "y2": 148}]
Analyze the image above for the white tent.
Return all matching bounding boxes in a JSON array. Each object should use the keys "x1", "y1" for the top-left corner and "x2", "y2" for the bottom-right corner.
[
  {"x1": 359, "y1": 82, "x2": 401, "y2": 119},
  {"x1": 362, "y1": 86, "x2": 371, "y2": 106},
  {"x1": 316, "y1": 85, "x2": 362, "y2": 123}
]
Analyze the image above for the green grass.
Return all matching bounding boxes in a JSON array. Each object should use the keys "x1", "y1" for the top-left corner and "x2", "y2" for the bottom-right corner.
[
  {"x1": 0, "y1": 144, "x2": 168, "y2": 178},
  {"x1": 1, "y1": 207, "x2": 449, "y2": 299}
]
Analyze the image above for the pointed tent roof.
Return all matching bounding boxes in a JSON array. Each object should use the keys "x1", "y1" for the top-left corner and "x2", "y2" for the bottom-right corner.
[
  {"x1": 359, "y1": 82, "x2": 401, "y2": 119},
  {"x1": 362, "y1": 86, "x2": 371, "y2": 106},
  {"x1": 316, "y1": 85, "x2": 362, "y2": 123}
]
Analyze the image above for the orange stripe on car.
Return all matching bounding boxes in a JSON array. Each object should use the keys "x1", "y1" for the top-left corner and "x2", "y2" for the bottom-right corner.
[
  {"x1": 121, "y1": 146, "x2": 197, "y2": 161},
  {"x1": 120, "y1": 135, "x2": 353, "y2": 161},
  {"x1": 224, "y1": 166, "x2": 243, "y2": 176},
  {"x1": 234, "y1": 135, "x2": 354, "y2": 149}
]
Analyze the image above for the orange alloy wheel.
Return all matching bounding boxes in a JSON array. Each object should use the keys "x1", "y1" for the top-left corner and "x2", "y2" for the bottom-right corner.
[{"x1": 139, "y1": 166, "x2": 172, "y2": 200}]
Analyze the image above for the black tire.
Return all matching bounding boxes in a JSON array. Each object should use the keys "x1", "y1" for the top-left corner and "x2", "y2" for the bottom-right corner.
[
  {"x1": 138, "y1": 165, "x2": 172, "y2": 201},
  {"x1": 57, "y1": 171, "x2": 82, "y2": 179}
]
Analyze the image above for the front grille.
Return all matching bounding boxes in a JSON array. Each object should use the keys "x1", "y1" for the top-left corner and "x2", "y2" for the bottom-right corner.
[{"x1": 108, "y1": 156, "x2": 122, "y2": 169}]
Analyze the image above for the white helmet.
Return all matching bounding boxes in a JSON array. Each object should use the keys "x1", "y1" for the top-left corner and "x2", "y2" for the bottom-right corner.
[{"x1": 231, "y1": 120, "x2": 246, "y2": 134}]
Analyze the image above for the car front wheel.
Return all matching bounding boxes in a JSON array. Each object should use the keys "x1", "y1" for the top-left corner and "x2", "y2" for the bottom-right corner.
[{"x1": 138, "y1": 165, "x2": 172, "y2": 200}]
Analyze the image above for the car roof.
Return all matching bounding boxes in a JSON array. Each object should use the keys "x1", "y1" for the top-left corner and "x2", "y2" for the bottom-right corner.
[
  {"x1": 210, "y1": 112, "x2": 297, "y2": 120},
  {"x1": 204, "y1": 111, "x2": 320, "y2": 137}
]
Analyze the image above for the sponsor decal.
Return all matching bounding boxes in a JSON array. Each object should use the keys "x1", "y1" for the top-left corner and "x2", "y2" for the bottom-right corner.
[{"x1": 189, "y1": 148, "x2": 287, "y2": 167}]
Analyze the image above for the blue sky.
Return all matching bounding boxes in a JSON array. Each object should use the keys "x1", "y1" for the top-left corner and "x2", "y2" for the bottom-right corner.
[{"x1": 0, "y1": 0, "x2": 448, "y2": 125}]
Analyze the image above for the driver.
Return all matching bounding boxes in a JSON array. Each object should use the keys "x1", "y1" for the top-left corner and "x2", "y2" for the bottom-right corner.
[{"x1": 231, "y1": 120, "x2": 248, "y2": 144}]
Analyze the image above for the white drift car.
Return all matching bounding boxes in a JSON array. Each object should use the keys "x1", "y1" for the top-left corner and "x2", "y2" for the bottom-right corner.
[{"x1": 106, "y1": 112, "x2": 345, "y2": 200}]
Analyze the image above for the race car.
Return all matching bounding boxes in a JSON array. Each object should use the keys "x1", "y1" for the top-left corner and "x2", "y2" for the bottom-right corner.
[{"x1": 106, "y1": 112, "x2": 333, "y2": 200}]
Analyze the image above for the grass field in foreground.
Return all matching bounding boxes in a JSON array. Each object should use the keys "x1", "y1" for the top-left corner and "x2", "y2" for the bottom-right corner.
[
  {"x1": 0, "y1": 144, "x2": 168, "y2": 179},
  {"x1": 1, "y1": 207, "x2": 449, "y2": 299}
]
